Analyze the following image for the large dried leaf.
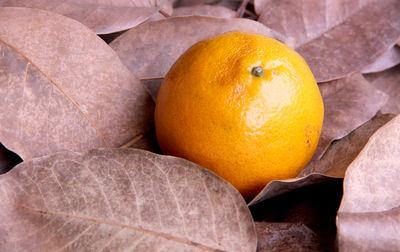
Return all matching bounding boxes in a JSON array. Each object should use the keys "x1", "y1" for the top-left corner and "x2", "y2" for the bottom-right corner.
[
  {"x1": 337, "y1": 114, "x2": 400, "y2": 251},
  {"x1": 110, "y1": 16, "x2": 291, "y2": 79},
  {"x1": 0, "y1": 7, "x2": 154, "y2": 160},
  {"x1": 315, "y1": 73, "x2": 388, "y2": 159},
  {"x1": 258, "y1": 0, "x2": 400, "y2": 82},
  {"x1": 362, "y1": 46, "x2": 400, "y2": 74},
  {"x1": 366, "y1": 64, "x2": 400, "y2": 114},
  {"x1": 172, "y1": 5, "x2": 236, "y2": 18},
  {"x1": 0, "y1": 148, "x2": 256, "y2": 251},
  {"x1": 0, "y1": 0, "x2": 159, "y2": 34}
]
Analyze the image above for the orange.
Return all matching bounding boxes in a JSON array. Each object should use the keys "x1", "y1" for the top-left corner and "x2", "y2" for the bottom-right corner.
[{"x1": 155, "y1": 31, "x2": 324, "y2": 199}]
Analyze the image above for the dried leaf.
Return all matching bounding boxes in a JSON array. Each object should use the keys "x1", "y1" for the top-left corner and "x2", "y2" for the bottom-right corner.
[
  {"x1": 337, "y1": 114, "x2": 400, "y2": 251},
  {"x1": 315, "y1": 73, "x2": 388, "y2": 159},
  {"x1": 338, "y1": 114, "x2": 400, "y2": 212},
  {"x1": 255, "y1": 222, "x2": 324, "y2": 252},
  {"x1": 258, "y1": 0, "x2": 400, "y2": 82},
  {"x1": 0, "y1": 0, "x2": 159, "y2": 34},
  {"x1": 0, "y1": 148, "x2": 257, "y2": 251},
  {"x1": 110, "y1": 16, "x2": 292, "y2": 79},
  {"x1": 366, "y1": 64, "x2": 400, "y2": 114},
  {"x1": 301, "y1": 114, "x2": 396, "y2": 177},
  {"x1": 0, "y1": 7, "x2": 154, "y2": 160},
  {"x1": 362, "y1": 46, "x2": 400, "y2": 74},
  {"x1": 172, "y1": 5, "x2": 236, "y2": 18}
]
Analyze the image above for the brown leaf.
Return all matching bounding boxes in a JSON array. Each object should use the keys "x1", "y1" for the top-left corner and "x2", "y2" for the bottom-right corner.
[
  {"x1": 255, "y1": 222, "x2": 324, "y2": 252},
  {"x1": 338, "y1": 114, "x2": 400, "y2": 212},
  {"x1": 362, "y1": 46, "x2": 400, "y2": 74},
  {"x1": 366, "y1": 64, "x2": 400, "y2": 114},
  {"x1": 0, "y1": 1, "x2": 159, "y2": 34},
  {"x1": 315, "y1": 73, "x2": 388, "y2": 160},
  {"x1": 172, "y1": 5, "x2": 236, "y2": 18},
  {"x1": 301, "y1": 114, "x2": 396, "y2": 177},
  {"x1": 258, "y1": 0, "x2": 400, "y2": 82},
  {"x1": 337, "y1": 114, "x2": 400, "y2": 251},
  {"x1": 0, "y1": 7, "x2": 154, "y2": 160},
  {"x1": 110, "y1": 16, "x2": 292, "y2": 79},
  {"x1": 0, "y1": 148, "x2": 257, "y2": 251}
]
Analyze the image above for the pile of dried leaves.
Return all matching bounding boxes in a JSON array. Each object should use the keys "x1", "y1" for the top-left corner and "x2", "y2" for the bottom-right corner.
[{"x1": 0, "y1": 0, "x2": 399, "y2": 251}]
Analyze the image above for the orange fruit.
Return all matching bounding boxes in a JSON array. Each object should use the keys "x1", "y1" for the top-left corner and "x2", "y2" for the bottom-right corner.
[{"x1": 155, "y1": 31, "x2": 324, "y2": 199}]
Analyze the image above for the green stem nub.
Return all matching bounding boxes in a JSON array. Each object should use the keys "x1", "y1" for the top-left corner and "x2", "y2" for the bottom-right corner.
[{"x1": 252, "y1": 67, "x2": 264, "y2": 77}]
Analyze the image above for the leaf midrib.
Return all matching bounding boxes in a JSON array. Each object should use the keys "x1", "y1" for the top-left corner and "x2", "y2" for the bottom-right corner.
[{"x1": 15, "y1": 204, "x2": 220, "y2": 252}]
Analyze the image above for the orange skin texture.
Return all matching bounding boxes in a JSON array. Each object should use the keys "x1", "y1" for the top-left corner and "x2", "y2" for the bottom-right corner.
[{"x1": 155, "y1": 31, "x2": 324, "y2": 200}]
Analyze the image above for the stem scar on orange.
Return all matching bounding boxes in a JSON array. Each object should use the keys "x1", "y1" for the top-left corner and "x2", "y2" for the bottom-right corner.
[{"x1": 155, "y1": 31, "x2": 324, "y2": 200}]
